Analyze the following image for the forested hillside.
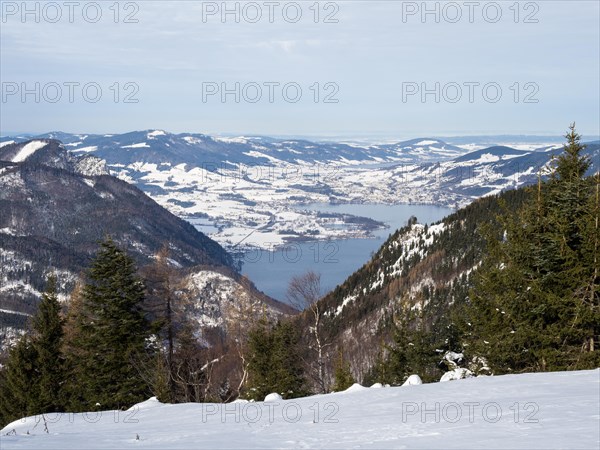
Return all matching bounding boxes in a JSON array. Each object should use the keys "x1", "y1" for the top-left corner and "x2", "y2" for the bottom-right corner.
[
  {"x1": 300, "y1": 185, "x2": 529, "y2": 384},
  {"x1": 292, "y1": 125, "x2": 599, "y2": 389}
]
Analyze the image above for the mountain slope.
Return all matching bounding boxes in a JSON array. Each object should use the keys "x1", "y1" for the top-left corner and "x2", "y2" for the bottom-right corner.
[
  {"x1": 0, "y1": 140, "x2": 292, "y2": 352},
  {"x1": 307, "y1": 188, "x2": 530, "y2": 380}
]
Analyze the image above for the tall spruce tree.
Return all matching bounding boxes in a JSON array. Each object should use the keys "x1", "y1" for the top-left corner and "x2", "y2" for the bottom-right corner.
[
  {"x1": 0, "y1": 276, "x2": 65, "y2": 426},
  {"x1": 31, "y1": 275, "x2": 65, "y2": 414},
  {"x1": 66, "y1": 238, "x2": 152, "y2": 410},
  {"x1": 0, "y1": 337, "x2": 38, "y2": 427},
  {"x1": 546, "y1": 125, "x2": 599, "y2": 365},
  {"x1": 468, "y1": 124, "x2": 600, "y2": 372}
]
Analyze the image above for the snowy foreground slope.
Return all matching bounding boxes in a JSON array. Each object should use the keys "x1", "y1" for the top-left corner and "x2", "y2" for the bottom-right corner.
[{"x1": 1, "y1": 370, "x2": 598, "y2": 449}]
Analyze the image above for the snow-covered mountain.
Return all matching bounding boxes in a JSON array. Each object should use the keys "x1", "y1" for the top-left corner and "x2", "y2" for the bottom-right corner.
[
  {"x1": 0, "y1": 139, "x2": 108, "y2": 176},
  {"x1": 1, "y1": 369, "x2": 598, "y2": 449},
  {"x1": 3, "y1": 131, "x2": 595, "y2": 251},
  {"x1": 19, "y1": 131, "x2": 465, "y2": 166},
  {"x1": 0, "y1": 140, "x2": 293, "y2": 353}
]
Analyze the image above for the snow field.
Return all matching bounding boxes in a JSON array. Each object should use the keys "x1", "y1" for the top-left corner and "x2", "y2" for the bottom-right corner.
[
  {"x1": 1, "y1": 369, "x2": 598, "y2": 449},
  {"x1": 11, "y1": 141, "x2": 47, "y2": 163}
]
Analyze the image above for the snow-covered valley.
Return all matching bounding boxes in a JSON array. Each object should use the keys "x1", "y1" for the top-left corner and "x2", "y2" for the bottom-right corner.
[
  {"x1": 1, "y1": 369, "x2": 598, "y2": 449},
  {"x1": 4, "y1": 132, "x2": 594, "y2": 253}
]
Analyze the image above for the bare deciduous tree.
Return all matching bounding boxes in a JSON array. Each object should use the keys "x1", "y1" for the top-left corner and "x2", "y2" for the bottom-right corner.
[
  {"x1": 287, "y1": 270, "x2": 331, "y2": 393},
  {"x1": 222, "y1": 294, "x2": 261, "y2": 401}
]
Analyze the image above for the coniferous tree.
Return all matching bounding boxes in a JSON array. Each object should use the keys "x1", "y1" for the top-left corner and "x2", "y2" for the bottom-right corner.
[
  {"x1": 245, "y1": 318, "x2": 274, "y2": 401},
  {"x1": 545, "y1": 126, "x2": 599, "y2": 365},
  {"x1": 65, "y1": 238, "x2": 152, "y2": 410},
  {"x1": 0, "y1": 337, "x2": 37, "y2": 427},
  {"x1": 468, "y1": 124, "x2": 600, "y2": 372},
  {"x1": 0, "y1": 276, "x2": 66, "y2": 427},
  {"x1": 270, "y1": 320, "x2": 308, "y2": 398},
  {"x1": 384, "y1": 317, "x2": 411, "y2": 384},
  {"x1": 245, "y1": 319, "x2": 308, "y2": 400},
  {"x1": 332, "y1": 351, "x2": 355, "y2": 391},
  {"x1": 30, "y1": 275, "x2": 65, "y2": 414}
]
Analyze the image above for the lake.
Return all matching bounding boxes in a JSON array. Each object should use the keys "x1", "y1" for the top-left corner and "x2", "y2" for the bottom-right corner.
[{"x1": 239, "y1": 204, "x2": 453, "y2": 304}]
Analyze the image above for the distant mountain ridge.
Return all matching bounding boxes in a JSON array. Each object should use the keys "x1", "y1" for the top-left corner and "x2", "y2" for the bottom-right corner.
[
  {"x1": 452, "y1": 146, "x2": 529, "y2": 163},
  {"x1": 1, "y1": 131, "x2": 467, "y2": 166}
]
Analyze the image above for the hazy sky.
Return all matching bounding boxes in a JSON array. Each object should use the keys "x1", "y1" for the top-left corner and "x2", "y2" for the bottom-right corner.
[{"x1": 1, "y1": 0, "x2": 599, "y2": 138}]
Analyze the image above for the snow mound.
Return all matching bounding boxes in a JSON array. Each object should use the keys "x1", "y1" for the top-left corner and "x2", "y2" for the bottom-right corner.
[
  {"x1": 402, "y1": 374, "x2": 423, "y2": 386},
  {"x1": 370, "y1": 382, "x2": 384, "y2": 388},
  {"x1": 440, "y1": 368, "x2": 474, "y2": 382},
  {"x1": 128, "y1": 396, "x2": 163, "y2": 411},
  {"x1": 343, "y1": 383, "x2": 369, "y2": 393},
  {"x1": 264, "y1": 393, "x2": 283, "y2": 402},
  {"x1": 12, "y1": 140, "x2": 47, "y2": 162}
]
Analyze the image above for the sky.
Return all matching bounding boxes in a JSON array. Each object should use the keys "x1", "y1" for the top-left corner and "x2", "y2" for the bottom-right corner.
[{"x1": 1, "y1": 0, "x2": 599, "y2": 139}]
